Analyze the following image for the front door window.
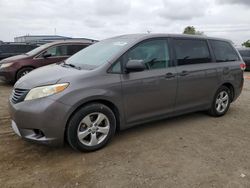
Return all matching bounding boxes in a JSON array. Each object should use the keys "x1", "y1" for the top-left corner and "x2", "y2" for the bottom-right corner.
[{"x1": 125, "y1": 39, "x2": 170, "y2": 70}]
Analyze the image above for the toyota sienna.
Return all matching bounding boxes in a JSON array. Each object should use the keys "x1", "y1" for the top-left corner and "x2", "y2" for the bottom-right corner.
[{"x1": 9, "y1": 34, "x2": 245, "y2": 152}]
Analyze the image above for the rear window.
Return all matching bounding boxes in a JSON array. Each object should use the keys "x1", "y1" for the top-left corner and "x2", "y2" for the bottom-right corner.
[
  {"x1": 210, "y1": 40, "x2": 239, "y2": 62},
  {"x1": 174, "y1": 39, "x2": 211, "y2": 65}
]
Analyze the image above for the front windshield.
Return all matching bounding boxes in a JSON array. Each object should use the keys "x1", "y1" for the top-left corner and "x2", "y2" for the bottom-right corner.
[
  {"x1": 65, "y1": 38, "x2": 133, "y2": 69},
  {"x1": 26, "y1": 43, "x2": 52, "y2": 56}
]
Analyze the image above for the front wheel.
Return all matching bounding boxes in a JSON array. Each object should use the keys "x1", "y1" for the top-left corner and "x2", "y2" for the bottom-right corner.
[
  {"x1": 208, "y1": 86, "x2": 231, "y2": 117},
  {"x1": 16, "y1": 67, "x2": 34, "y2": 81},
  {"x1": 67, "y1": 103, "x2": 116, "y2": 152}
]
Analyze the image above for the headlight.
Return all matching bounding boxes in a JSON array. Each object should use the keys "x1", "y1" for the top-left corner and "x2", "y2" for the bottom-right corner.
[
  {"x1": 0, "y1": 62, "x2": 14, "y2": 68},
  {"x1": 24, "y1": 83, "x2": 69, "y2": 101}
]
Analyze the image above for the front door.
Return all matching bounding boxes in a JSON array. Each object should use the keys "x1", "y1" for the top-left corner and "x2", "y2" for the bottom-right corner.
[
  {"x1": 121, "y1": 39, "x2": 177, "y2": 124},
  {"x1": 34, "y1": 45, "x2": 70, "y2": 67}
]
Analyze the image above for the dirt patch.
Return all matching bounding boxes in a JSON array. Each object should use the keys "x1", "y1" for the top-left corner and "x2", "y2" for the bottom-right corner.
[{"x1": 0, "y1": 73, "x2": 250, "y2": 188}]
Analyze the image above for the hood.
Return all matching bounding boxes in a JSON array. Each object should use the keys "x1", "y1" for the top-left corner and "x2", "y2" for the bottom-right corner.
[
  {"x1": 15, "y1": 64, "x2": 88, "y2": 89},
  {"x1": 0, "y1": 54, "x2": 30, "y2": 64}
]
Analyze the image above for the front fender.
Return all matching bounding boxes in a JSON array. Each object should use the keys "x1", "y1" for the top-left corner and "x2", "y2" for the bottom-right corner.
[{"x1": 52, "y1": 87, "x2": 125, "y2": 131}]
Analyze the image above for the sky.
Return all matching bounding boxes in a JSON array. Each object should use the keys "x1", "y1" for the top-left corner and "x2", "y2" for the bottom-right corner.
[{"x1": 0, "y1": 0, "x2": 250, "y2": 46}]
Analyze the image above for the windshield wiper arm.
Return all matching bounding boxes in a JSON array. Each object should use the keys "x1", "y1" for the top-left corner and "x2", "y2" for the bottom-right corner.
[{"x1": 61, "y1": 62, "x2": 81, "y2": 70}]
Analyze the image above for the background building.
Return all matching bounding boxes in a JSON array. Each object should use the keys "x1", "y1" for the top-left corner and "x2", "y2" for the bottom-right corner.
[{"x1": 14, "y1": 35, "x2": 97, "y2": 44}]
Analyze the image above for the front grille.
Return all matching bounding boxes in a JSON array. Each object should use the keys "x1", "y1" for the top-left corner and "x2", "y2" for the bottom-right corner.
[{"x1": 11, "y1": 88, "x2": 29, "y2": 104}]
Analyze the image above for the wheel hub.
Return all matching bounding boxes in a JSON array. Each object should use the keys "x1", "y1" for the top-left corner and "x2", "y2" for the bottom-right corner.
[{"x1": 90, "y1": 126, "x2": 98, "y2": 133}]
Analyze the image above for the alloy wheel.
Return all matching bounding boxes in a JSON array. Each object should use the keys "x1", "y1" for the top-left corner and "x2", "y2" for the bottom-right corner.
[
  {"x1": 77, "y1": 112, "x2": 110, "y2": 146},
  {"x1": 21, "y1": 70, "x2": 30, "y2": 77},
  {"x1": 215, "y1": 91, "x2": 229, "y2": 113}
]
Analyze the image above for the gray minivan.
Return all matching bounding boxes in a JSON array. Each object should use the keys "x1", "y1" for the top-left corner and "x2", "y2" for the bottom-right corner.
[{"x1": 9, "y1": 34, "x2": 245, "y2": 152}]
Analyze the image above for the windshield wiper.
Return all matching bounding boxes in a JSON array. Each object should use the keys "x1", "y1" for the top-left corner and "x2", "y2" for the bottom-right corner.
[{"x1": 61, "y1": 61, "x2": 81, "y2": 70}]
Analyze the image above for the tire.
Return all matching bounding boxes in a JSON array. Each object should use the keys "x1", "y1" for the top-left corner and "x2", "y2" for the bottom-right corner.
[
  {"x1": 67, "y1": 103, "x2": 116, "y2": 152},
  {"x1": 208, "y1": 86, "x2": 231, "y2": 117},
  {"x1": 16, "y1": 67, "x2": 34, "y2": 81}
]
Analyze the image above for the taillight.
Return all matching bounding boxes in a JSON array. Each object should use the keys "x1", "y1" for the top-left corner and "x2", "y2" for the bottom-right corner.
[{"x1": 240, "y1": 63, "x2": 246, "y2": 71}]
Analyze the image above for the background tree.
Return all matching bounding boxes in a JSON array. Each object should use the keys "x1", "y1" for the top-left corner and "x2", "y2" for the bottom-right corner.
[
  {"x1": 183, "y1": 26, "x2": 204, "y2": 35},
  {"x1": 242, "y1": 40, "x2": 250, "y2": 48}
]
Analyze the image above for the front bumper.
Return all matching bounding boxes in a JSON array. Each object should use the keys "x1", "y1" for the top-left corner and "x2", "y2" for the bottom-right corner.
[
  {"x1": 9, "y1": 97, "x2": 72, "y2": 147},
  {"x1": 0, "y1": 68, "x2": 15, "y2": 82}
]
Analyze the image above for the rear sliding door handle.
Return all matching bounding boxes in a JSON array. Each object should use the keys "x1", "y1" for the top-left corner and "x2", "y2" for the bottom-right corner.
[
  {"x1": 223, "y1": 67, "x2": 230, "y2": 74},
  {"x1": 179, "y1": 71, "x2": 189, "y2": 76},
  {"x1": 165, "y1": 72, "x2": 175, "y2": 78}
]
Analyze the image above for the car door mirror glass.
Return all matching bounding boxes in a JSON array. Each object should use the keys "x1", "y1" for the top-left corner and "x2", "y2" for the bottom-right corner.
[{"x1": 125, "y1": 60, "x2": 145, "y2": 73}]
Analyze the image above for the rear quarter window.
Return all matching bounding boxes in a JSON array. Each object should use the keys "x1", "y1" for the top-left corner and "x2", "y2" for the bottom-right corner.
[{"x1": 210, "y1": 40, "x2": 240, "y2": 62}]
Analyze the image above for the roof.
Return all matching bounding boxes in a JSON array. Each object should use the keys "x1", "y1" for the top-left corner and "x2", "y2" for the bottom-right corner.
[
  {"x1": 39, "y1": 40, "x2": 95, "y2": 46},
  {"x1": 109, "y1": 33, "x2": 232, "y2": 43}
]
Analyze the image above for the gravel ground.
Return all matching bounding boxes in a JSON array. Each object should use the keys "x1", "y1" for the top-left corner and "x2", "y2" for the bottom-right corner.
[{"x1": 0, "y1": 72, "x2": 250, "y2": 188}]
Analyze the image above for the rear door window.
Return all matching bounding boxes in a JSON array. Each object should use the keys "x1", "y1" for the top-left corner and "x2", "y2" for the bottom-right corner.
[
  {"x1": 210, "y1": 40, "x2": 239, "y2": 62},
  {"x1": 174, "y1": 39, "x2": 211, "y2": 66}
]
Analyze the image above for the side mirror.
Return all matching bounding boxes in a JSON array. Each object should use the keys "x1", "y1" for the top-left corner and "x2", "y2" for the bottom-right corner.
[
  {"x1": 42, "y1": 52, "x2": 52, "y2": 58},
  {"x1": 125, "y1": 60, "x2": 145, "y2": 73}
]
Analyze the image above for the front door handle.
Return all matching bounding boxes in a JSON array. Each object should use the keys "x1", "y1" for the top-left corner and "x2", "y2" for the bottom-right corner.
[
  {"x1": 179, "y1": 71, "x2": 189, "y2": 76},
  {"x1": 165, "y1": 72, "x2": 175, "y2": 79}
]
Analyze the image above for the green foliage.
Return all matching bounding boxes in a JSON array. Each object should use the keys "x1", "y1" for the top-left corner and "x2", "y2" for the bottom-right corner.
[
  {"x1": 183, "y1": 26, "x2": 204, "y2": 35},
  {"x1": 242, "y1": 40, "x2": 250, "y2": 48}
]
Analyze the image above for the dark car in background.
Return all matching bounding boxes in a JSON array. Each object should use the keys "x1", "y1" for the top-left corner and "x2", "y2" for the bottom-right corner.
[
  {"x1": 0, "y1": 41, "x2": 93, "y2": 83},
  {"x1": 0, "y1": 43, "x2": 39, "y2": 60},
  {"x1": 238, "y1": 48, "x2": 250, "y2": 70}
]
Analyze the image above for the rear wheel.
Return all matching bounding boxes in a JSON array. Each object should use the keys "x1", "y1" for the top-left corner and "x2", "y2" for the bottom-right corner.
[
  {"x1": 67, "y1": 103, "x2": 116, "y2": 152},
  {"x1": 208, "y1": 86, "x2": 231, "y2": 117},
  {"x1": 16, "y1": 67, "x2": 34, "y2": 81}
]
